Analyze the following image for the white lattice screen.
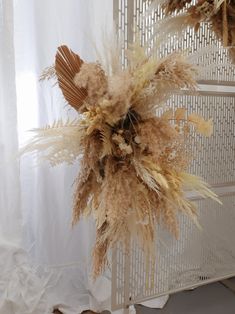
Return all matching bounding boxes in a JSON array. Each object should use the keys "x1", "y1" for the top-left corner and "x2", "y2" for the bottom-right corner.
[{"x1": 111, "y1": 0, "x2": 235, "y2": 312}]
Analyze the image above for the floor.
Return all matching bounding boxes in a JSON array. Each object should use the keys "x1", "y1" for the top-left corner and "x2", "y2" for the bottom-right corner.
[
  {"x1": 53, "y1": 280, "x2": 235, "y2": 314},
  {"x1": 135, "y1": 281, "x2": 235, "y2": 314}
]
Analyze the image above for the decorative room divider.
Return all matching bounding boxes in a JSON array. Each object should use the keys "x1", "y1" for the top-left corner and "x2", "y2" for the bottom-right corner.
[{"x1": 111, "y1": 1, "x2": 235, "y2": 312}]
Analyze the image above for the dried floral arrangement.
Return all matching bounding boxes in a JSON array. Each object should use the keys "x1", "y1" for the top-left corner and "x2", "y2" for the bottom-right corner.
[
  {"x1": 22, "y1": 41, "x2": 220, "y2": 278},
  {"x1": 152, "y1": 0, "x2": 235, "y2": 63}
]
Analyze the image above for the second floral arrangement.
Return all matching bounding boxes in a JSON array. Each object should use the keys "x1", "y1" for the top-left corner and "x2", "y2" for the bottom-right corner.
[{"x1": 152, "y1": 0, "x2": 235, "y2": 63}]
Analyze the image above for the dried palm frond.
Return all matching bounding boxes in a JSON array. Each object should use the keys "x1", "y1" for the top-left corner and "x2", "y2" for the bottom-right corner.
[
  {"x1": 21, "y1": 36, "x2": 220, "y2": 278},
  {"x1": 55, "y1": 45, "x2": 88, "y2": 111}
]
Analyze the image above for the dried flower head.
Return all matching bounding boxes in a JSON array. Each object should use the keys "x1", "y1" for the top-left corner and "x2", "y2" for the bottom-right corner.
[{"x1": 74, "y1": 62, "x2": 108, "y2": 107}]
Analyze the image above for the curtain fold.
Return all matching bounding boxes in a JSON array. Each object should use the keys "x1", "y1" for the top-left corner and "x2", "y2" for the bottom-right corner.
[
  {"x1": 0, "y1": 1, "x2": 114, "y2": 313},
  {"x1": 0, "y1": 0, "x2": 21, "y2": 243}
]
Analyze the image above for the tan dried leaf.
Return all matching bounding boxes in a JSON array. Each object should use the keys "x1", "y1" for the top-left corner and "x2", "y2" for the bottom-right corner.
[{"x1": 55, "y1": 45, "x2": 88, "y2": 111}]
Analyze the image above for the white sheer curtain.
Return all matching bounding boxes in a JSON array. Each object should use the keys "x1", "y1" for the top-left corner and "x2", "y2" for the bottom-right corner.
[
  {"x1": 0, "y1": 1, "x2": 113, "y2": 313},
  {"x1": 0, "y1": 0, "x2": 21, "y2": 242}
]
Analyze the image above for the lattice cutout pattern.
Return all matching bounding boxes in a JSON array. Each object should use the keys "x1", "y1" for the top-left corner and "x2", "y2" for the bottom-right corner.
[
  {"x1": 112, "y1": 242, "x2": 126, "y2": 306},
  {"x1": 112, "y1": 0, "x2": 235, "y2": 310},
  {"x1": 113, "y1": 194, "x2": 235, "y2": 309}
]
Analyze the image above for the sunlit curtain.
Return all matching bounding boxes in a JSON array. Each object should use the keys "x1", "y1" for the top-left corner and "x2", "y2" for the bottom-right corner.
[
  {"x1": 0, "y1": 1, "x2": 113, "y2": 313},
  {"x1": 0, "y1": 0, "x2": 21, "y2": 242}
]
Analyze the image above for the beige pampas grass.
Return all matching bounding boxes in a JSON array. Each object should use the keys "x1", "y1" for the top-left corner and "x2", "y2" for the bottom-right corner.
[{"x1": 21, "y1": 37, "x2": 220, "y2": 278}]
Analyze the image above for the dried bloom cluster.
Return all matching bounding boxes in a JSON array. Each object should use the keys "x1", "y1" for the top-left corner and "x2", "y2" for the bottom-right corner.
[
  {"x1": 22, "y1": 42, "x2": 219, "y2": 278},
  {"x1": 153, "y1": 0, "x2": 235, "y2": 63}
]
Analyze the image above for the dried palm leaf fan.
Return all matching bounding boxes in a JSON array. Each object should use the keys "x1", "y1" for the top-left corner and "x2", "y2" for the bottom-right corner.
[
  {"x1": 21, "y1": 39, "x2": 221, "y2": 278},
  {"x1": 152, "y1": 0, "x2": 235, "y2": 63},
  {"x1": 55, "y1": 45, "x2": 88, "y2": 111}
]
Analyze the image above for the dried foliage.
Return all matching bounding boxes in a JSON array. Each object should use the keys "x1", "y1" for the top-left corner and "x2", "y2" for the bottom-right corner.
[
  {"x1": 153, "y1": 0, "x2": 235, "y2": 63},
  {"x1": 22, "y1": 40, "x2": 220, "y2": 278},
  {"x1": 55, "y1": 45, "x2": 88, "y2": 111}
]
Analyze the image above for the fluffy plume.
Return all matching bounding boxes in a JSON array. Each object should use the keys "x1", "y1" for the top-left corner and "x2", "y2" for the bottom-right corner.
[
  {"x1": 20, "y1": 118, "x2": 87, "y2": 166},
  {"x1": 21, "y1": 39, "x2": 220, "y2": 278}
]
